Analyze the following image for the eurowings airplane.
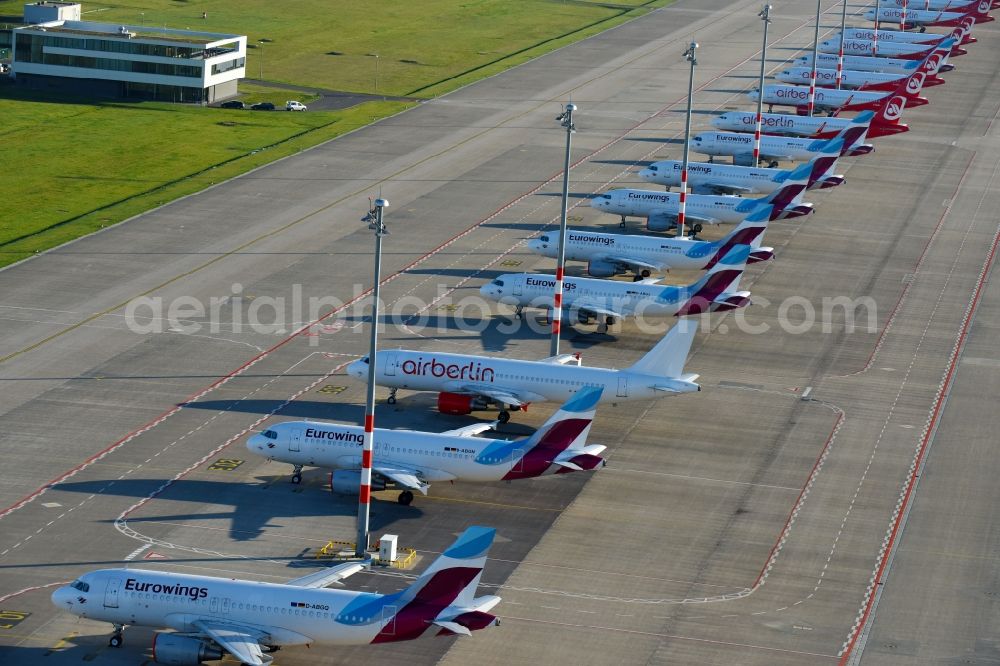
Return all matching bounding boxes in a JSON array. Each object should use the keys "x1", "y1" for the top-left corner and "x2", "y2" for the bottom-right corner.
[
  {"x1": 712, "y1": 104, "x2": 906, "y2": 140},
  {"x1": 52, "y1": 527, "x2": 502, "y2": 664},
  {"x1": 748, "y1": 70, "x2": 928, "y2": 114},
  {"x1": 590, "y1": 162, "x2": 813, "y2": 232},
  {"x1": 638, "y1": 138, "x2": 844, "y2": 194},
  {"x1": 865, "y1": 1, "x2": 992, "y2": 28},
  {"x1": 248, "y1": 386, "x2": 607, "y2": 505},
  {"x1": 690, "y1": 124, "x2": 871, "y2": 171},
  {"x1": 345, "y1": 318, "x2": 701, "y2": 422},
  {"x1": 481, "y1": 245, "x2": 753, "y2": 327},
  {"x1": 526, "y1": 205, "x2": 774, "y2": 279}
]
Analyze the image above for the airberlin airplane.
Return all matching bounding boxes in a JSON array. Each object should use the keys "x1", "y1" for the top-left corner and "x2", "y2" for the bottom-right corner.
[
  {"x1": 749, "y1": 70, "x2": 929, "y2": 114},
  {"x1": 345, "y1": 318, "x2": 702, "y2": 422},
  {"x1": 794, "y1": 52, "x2": 951, "y2": 75},
  {"x1": 52, "y1": 527, "x2": 502, "y2": 664},
  {"x1": 819, "y1": 36, "x2": 943, "y2": 59},
  {"x1": 777, "y1": 52, "x2": 947, "y2": 91},
  {"x1": 713, "y1": 102, "x2": 907, "y2": 140},
  {"x1": 865, "y1": 1, "x2": 993, "y2": 28}
]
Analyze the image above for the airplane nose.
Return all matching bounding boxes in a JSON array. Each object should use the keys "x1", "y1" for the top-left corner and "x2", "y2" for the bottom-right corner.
[
  {"x1": 346, "y1": 360, "x2": 365, "y2": 378},
  {"x1": 479, "y1": 284, "x2": 494, "y2": 299},
  {"x1": 247, "y1": 434, "x2": 264, "y2": 452},
  {"x1": 51, "y1": 586, "x2": 74, "y2": 609},
  {"x1": 638, "y1": 169, "x2": 653, "y2": 180}
]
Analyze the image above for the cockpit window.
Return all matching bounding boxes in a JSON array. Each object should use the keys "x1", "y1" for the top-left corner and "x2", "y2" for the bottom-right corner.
[
  {"x1": 648, "y1": 165, "x2": 658, "y2": 171},
  {"x1": 263, "y1": 430, "x2": 278, "y2": 440},
  {"x1": 70, "y1": 580, "x2": 90, "y2": 592},
  {"x1": 360, "y1": 357, "x2": 369, "y2": 364},
  {"x1": 491, "y1": 279, "x2": 504, "y2": 287},
  {"x1": 601, "y1": 194, "x2": 612, "y2": 200},
  {"x1": 539, "y1": 235, "x2": 549, "y2": 242}
]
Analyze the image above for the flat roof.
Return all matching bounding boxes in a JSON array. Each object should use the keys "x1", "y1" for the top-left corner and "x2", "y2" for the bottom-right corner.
[{"x1": 14, "y1": 19, "x2": 243, "y2": 46}]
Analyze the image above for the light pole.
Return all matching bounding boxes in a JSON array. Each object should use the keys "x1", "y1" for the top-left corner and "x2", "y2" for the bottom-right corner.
[
  {"x1": 550, "y1": 103, "x2": 576, "y2": 357},
  {"x1": 837, "y1": 0, "x2": 848, "y2": 89},
  {"x1": 356, "y1": 197, "x2": 389, "y2": 558},
  {"x1": 755, "y1": 5, "x2": 772, "y2": 167},
  {"x1": 678, "y1": 42, "x2": 697, "y2": 239},
  {"x1": 139, "y1": 12, "x2": 144, "y2": 26},
  {"x1": 258, "y1": 40, "x2": 265, "y2": 80},
  {"x1": 372, "y1": 54, "x2": 380, "y2": 98},
  {"x1": 807, "y1": 0, "x2": 821, "y2": 116},
  {"x1": 873, "y1": 0, "x2": 880, "y2": 57}
]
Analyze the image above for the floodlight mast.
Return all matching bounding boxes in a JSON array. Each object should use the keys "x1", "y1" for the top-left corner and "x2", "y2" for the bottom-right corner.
[
  {"x1": 356, "y1": 197, "x2": 389, "y2": 558},
  {"x1": 679, "y1": 42, "x2": 697, "y2": 238},
  {"x1": 550, "y1": 103, "x2": 576, "y2": 357},
  {"x1": 755, "y1": 5, "x2": 772, "y2": 166}
]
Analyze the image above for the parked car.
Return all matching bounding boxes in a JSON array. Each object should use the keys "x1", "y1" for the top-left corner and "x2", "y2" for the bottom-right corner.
[
  {"x1": 220, "y1": 100, "x2": 245, "y2": 109},
  {"x1": 286, "y1": 100, "x2": 307, "y2": 112},
  {"x1": 250, "y1": 102, "x2": 275, "y2": 111}
]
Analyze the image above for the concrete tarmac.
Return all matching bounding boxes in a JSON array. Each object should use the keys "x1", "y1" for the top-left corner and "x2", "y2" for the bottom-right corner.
[{"x1": 1, "y1": 0, "x2": 998, "y2": 664}]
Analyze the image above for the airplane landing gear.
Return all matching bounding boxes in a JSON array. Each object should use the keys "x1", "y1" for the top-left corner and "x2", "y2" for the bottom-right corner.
[
  {"x1": 768, "y1": 160, "x2": 779, "y2": 169},
  {"x1": 513, "y1": 305, "x2": 524, "y2": 320},
  {"x1": 109, "y1": 624, "x2": 125, "y2": 648},
  {"x1": 498, "y1": 409, "x2": 511, "y2": 424},
  {"x1": 291, "y1": 465, "x2": 303, "y2": 485},
  {"x1": 398, "y1": 491, "x2": 414, "y2": 506},
  {"x1": 387, "y1": 388, "x2": 398, "y2": 405},
  {"x1": 641, "y1": 269, "x2": 651, "y2": 278},
  {"x1": 619, "y1": 215, "x2": 627, "y2": 229}
]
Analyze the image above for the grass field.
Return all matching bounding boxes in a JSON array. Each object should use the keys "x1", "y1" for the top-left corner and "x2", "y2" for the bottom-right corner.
[{"x1": 0, "y1": 0, "x2": 668, "y2": 268}]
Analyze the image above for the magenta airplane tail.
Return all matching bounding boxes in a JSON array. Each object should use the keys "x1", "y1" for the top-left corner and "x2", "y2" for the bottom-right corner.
[{"x1": 370, "y1": 526, "x2": 501, "y2": 642}]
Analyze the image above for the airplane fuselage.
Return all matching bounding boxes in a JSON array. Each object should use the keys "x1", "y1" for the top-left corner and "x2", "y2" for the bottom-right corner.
[
  {"x1": 591, "y1": 188, "x2": 758, "y2": 224},
  {"x1": 690, "y1": 131, "x2": 828, "y2": 162},
  {"x1": 795, "y1": 53, "x2": 925, "y2": 74},
  {"x1": 347, "y1": 352, "x2": 700, "y2": 404},
  {"x1": 527, "y1": 230, "x2": 726, "y2": 271},
  {"x1": 751, "y1": 84, "x2": 896, "y2": 111},
  {"x1": 52, "y1": 569, "x2": 413, "y2": 646},
  {"x1": 249, "y1": 420, "x2": 595, "y2": 483},
  {"x1": 820, "y1": 37, "x2": 936, "y2": 58},
  {"x1": 638, "y1": 160, "x2": 783, "y2": 194},
  {"x1": 778, "y1": 66, "x2": 909, "y2": 90}
]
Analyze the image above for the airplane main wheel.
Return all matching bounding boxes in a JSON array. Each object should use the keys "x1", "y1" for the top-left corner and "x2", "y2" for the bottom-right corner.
[
  {"x1": 291, "y1": 473, "x2": 302, "y2": 485},
  {"x1": 109, "y1": 634, "x2": 123, "y2": 648},
  {"x1": 387, "y1": 395, "x2": 397, "y2": 405},
  {"x1": 398, "y1": 491, "x2": 414, "y2": 506},
  {"x1": 692, "y1": 224, "x2": 703, "y2": 234},
  {"x1": 498, "y1": 411, "x2": 511, "y2": 424},
  {"x1": 641, "y1": 270, "x2": 651, "y2": 278}
]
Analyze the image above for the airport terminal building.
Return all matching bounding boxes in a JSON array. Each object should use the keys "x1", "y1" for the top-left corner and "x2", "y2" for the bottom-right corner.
[{"x1": 8, "y1": 3, "x2": 246, "y2": 102}]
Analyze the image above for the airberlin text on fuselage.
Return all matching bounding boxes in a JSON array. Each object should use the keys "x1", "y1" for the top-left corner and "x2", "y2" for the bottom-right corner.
[
  {"x1": 736, "y1": 115, "x2": 797, "y2": 128},
  {"x1": 125, "y1": 578, "x2": 207, "y2": 601},
  {"x1": 401, "y1": 358, "x2": 495, "y2": 382}
]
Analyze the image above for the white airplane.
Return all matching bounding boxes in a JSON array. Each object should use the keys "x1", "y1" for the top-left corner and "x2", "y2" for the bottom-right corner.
[
  {"x1": 712, "y1": 105, "x2": 906, "y2": 140},
  {"x1": 748, "y1": 71, "x2": 928, "y2": 113},
  {"x1": 794, "y1": 52, "x2": 937, "y2": 74},
  {"x1": 690, "y1": 122, "x2": 871, "y2": 171},
  {"x1": 882, "y1": 0, "x2": 979, "y2": 9},
  {"x1": 248, "y1": 386, "x2": 607, "y2": 505},
  {"x1": 638, "y1": 138, "x2": 844, "y2": 194},
  {"x1": 51, "y1": 526, "x2": 502, "y2": 664},
  {"x1": 840, "y1": 24, "x2": 964, "y2": 44},
  {"x1": 777, "y1": 54, "x2": 944, "y2": 91},
  {"x1": 590, "y1": 162, "x2": 813, "y2": 232},
  {"x1": 819, "y1": 36, "x2": 943, "y2": 58},
  {"x1": 865, "y1": 2, "x2": 992, "y2": 28},
  {"x1": 526, "y1": 204, "x2": 774, "y2": 279},
  {"x1": 345, "y1": 318, "x2": 701, "y2": 422},
  {"x1": 481, "y1": 245, "x2": 752, "y2": 328}
]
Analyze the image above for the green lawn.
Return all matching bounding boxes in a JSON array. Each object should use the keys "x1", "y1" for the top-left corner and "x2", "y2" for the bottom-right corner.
[
  {"x1": 0, "y1": 93, "x2": 412, "y2": 264},
  {"x1": 0, "y1": 0, "x2": 669, "y2": 267}
]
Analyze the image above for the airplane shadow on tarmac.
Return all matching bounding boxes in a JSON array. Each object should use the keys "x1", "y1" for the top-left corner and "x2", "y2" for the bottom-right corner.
[{"x1": 53, "y1": 476, "x2": 423, "y2": 542}]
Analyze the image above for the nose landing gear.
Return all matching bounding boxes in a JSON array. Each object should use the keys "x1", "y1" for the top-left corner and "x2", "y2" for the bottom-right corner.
[{"x1": 109, "y1": 624, "x2": 125, "y2": 648}]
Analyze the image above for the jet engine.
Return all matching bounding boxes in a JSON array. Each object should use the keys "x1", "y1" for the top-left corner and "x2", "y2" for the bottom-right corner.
[
  {"x1": 646, "y1": 215, "x2": 678, "y2": 232},
  {"x1": 437, "y1": 392, "x2": 489, "y2": 415},
  {"x1": 331, "y1": 470, "x2": 386, "y2": 495},
  {"x1": 586, "y1": 259, "x2": 620, "y2": 278},
  {"x1": 152, "y1": 633, "x2": 224, "y2": 665}
]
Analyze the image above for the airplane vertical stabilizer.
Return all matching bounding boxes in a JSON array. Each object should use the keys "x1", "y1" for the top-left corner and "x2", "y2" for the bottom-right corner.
[{"x1": 626, "y1": 316, "x2": 698, "y2": 379}]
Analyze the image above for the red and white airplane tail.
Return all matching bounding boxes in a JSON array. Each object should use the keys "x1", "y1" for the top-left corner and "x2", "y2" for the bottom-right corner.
[
  {"x1": 896, "y1": 69, "x2": 930, "y2": 108},
  {"x1": 868, "y1": 95, "x2": 910, "y2": 138}
]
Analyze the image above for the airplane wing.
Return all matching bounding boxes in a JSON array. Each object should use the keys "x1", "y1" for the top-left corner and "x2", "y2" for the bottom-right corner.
[
  {"x1": 373, "y1": 464, "x2": 435, "y2": 494},
  {"x1": 751, "y1": 150, "x2": 795, "y2": 163},
  {"x1": 600, "y1": 254, "x2": 664, "y2": 272},
  {"x1": 572, "y1": 301, "x2": 624, "y2": 319},
  {"x1": 692, "y1": 182, "x2": 755, "y2": 196},
  {"x1": 444, "y1": 382, "x2": 546, "y2": 408},
  {"x1": 286, "y1": 561, "x2": 369, "y2": 588},
  {"x1": 441, "y1": 421, "x2": 498, "y2": 437},
  {"x1": 683, "y1": 212, "x2": 722, "y2": 226},
  {"x1": 539, "y1": 353, "x2": 581, "y2": 365},
  {"x1": 193, "y1": 621, "x2": 271, "y2": 666}
]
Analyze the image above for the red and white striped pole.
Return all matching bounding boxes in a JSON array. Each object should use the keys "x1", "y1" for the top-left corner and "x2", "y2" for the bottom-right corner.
[
  {"x1": 808, "y1": 0, "x2": 821, "y2": 116},
  {"x1": 901, "y1": 0, "x2": 907, "y2": 30},
  {"x1": 356, "y1": 197, "x2": 388, "y2": 558},
  {"x1": 680, "y1": 41, "x2": 697, "y2": 237},
  {"x1": 837, "y1": 0, "x2": 848, "y2": 89},
  {"x1": 550, "y1": 103, "x2": 575, "y2": 357},
  {"x1": 755, "y1": 5, "x2": 772, "y2": 166}
]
